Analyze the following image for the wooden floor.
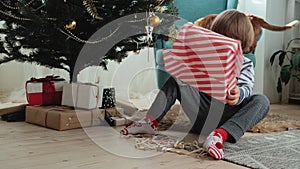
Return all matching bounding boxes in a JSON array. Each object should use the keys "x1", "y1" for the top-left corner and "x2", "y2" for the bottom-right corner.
[{"x1": 0, "y1": 104, "x2": 299, "y2": 169}]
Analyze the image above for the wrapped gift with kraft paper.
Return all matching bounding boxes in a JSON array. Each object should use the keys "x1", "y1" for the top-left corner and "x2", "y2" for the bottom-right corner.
[
  {"x1": 25, "y1": 106, "x2": 100, "y2": 131},
  {"x1": 26, "y1": 75, "x2": 66, "y2": 106}
]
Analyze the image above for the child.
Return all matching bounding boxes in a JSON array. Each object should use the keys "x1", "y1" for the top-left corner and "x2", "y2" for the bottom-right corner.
[{"x1": 120, "y1": 9, "x2": 270, "y2": 160}]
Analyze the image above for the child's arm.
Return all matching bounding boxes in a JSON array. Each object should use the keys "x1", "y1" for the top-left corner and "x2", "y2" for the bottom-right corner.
[{"x1": 236, "y1": 57, "x2": 255, "y2": 105}]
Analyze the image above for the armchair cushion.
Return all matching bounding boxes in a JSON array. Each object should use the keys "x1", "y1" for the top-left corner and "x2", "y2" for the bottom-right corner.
[{"x1": 174, "y1": 0, "x2": 238, "y2": 23}]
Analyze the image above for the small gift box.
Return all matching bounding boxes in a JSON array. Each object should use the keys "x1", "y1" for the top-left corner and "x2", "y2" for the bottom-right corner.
[
  {"x1": 26, "y1": 75, "x2": 66, "y2": 106},
  {"x1": 62, "y1": 83, "x2": 99, "y2": 110},
  {"x1": 100, "y1": 88, "x2": 116, "y2": 109},
  {"x1": 62, "y1": 83, "x2": 116, "y2": 110}
]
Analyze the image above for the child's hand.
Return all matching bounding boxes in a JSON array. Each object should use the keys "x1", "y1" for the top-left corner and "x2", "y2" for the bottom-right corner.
[{"x1": 226, "y1": 86, "x2": 240, "y2": 106}]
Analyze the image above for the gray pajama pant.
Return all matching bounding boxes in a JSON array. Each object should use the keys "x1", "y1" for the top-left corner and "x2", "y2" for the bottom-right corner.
[{"x1": 147, "y1": 77, "x2": 270, "y2": 143}]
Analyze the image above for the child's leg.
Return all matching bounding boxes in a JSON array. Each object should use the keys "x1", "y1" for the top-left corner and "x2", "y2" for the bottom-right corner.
[
  {"x1": 146, "y1": 77, "x2": 181, "y2": 122},
  {"x1": 121, "y1": 77, "x2": 216, "y2": 135},
  {"x1": 220, "y1": 94, "x2": 269, "y2": 143},
  {"x1": 203, "y1": 94, "x2": 269, "y2": 159},
  {"x1": 121, "y1": 77, "x2": 180, "y2": 135}
]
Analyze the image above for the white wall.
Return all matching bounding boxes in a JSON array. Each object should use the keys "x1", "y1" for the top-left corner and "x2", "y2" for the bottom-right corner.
[
  {"x1": 238, "y1": 0, "x2": 289, "y2": 103},
  {"x1": 77, "y1": 49, "x2": 158, "y2": 100},
  {"x1": 265, "y1": 0, "x2": 288, "y2": 103},
  {"x1": 0, "y1": 49, "x2": 157, "y2": 103},
  {"x1": 238, "y1": 0, "x2": 267, "y2": 95},
  {"x1": 0, "y1": 62, "x2": 70, "y2": 92},
  {"x1": 0, "y1": 61, "x2": 69, "y2": 102}
]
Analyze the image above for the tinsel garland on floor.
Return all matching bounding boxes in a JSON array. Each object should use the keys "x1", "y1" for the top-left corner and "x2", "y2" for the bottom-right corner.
[
  {"x1": 122, "y1": 133, "x2": 208, "y2": 158},
  {"x1": 120, "y1": 104, "x2": 300, "y2": 160}
]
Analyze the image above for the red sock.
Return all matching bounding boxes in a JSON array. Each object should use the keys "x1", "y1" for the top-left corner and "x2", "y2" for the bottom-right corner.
[
  {"x1": 145, "y1": 114, "x2": 159, "y2": 129},
  {"x1": 213, "y1": 128, "x2": 229, "y2": 148},
  {"x1": 120, "y1": 114, "x2": 158, "y2": 135}
]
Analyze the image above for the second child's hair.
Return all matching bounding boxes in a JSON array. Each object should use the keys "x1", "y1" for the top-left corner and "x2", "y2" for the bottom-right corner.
[{"x1": 210, "y1": 9, "x2": 254, "y2": 54}]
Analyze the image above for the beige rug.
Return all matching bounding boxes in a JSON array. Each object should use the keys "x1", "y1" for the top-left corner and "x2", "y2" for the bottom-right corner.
[
  {"x1": 248, "y1": 111, "x2": 300, "y2": 133},
  {"x1": 158, "y1": 105, "x2": 300, "y2": 133}
]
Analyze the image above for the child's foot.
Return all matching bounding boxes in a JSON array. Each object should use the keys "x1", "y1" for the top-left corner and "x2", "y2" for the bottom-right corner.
[
  {"x1": 203, "y1": 131, "x2": 225, "y2": 160},
  {"x1": 120, "y1": 116, "x2": 158, "y2": 135}
]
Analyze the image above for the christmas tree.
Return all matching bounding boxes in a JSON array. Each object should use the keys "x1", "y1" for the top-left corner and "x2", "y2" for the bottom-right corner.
[{"x1": 0, "y1": 0, "x2": 177, "y2": 81}]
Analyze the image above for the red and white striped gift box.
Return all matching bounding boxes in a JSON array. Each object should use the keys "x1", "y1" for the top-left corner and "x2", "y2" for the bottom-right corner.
[
  {"x1": 26, "y1": 76, "x2": 66, "y2": 106},
  {"x1": 162, "y1": 22, "x2": 243, "y2": 102}
]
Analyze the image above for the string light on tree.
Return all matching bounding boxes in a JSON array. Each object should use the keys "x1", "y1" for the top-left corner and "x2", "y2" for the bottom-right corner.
[
  {"x1": 133, "y1": 41, "x2": 140, "y2": 55},
  {"x1": 65, "y1": 20, "x2": 76, "y2": 30},
  {"x1": 133, "y1": 49, "x2": 140, "y2": 55}
]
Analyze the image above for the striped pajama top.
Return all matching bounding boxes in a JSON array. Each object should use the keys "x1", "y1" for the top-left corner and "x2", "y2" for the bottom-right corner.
[{"x1": 236, "y1": 56, "x2": 255, "y2": 105}]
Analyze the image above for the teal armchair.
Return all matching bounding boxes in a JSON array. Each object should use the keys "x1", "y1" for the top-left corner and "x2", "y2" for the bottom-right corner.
[{"x1": 153, "y1": 0, "x2": 259, "y2": 89}]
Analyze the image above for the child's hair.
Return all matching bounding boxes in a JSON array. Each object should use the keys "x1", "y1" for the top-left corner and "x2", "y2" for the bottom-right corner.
[{"x1": 210, "y1": 9, "x2": 254, "y2": 54}]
